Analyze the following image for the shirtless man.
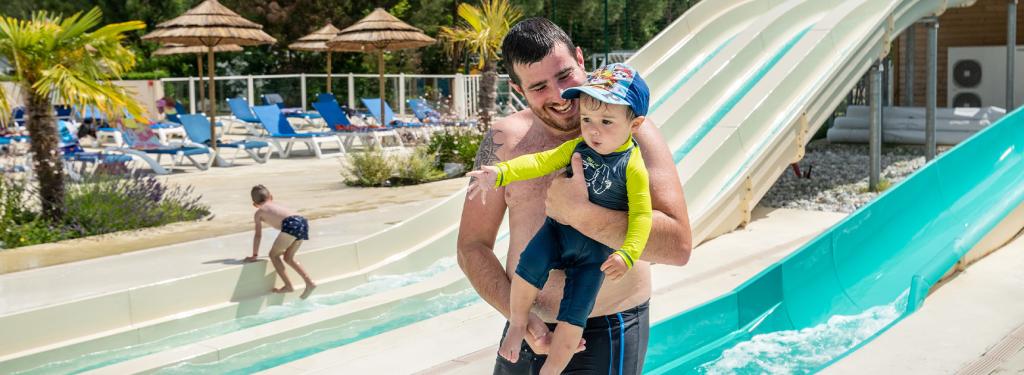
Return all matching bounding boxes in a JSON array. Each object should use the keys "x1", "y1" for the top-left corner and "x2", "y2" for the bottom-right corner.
[{"x1": 457, "y1": 18, "x2": 692, "y2": 374}]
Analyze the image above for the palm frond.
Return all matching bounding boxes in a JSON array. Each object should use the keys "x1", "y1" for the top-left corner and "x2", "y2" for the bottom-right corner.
[
  {"x1": 0, "y1": 8, "x2": 147, "y2": 123},
  {"x1": 440, "y1": 0, "x2": 522, "y2": 70},
  {"x1": 0, "y1": 84, "x2": 10, "y2": 126}
]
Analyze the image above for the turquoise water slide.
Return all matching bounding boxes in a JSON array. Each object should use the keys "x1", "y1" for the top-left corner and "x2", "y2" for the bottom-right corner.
[{"x1": 645, "y1": 106, "x2": 1024, "y2": 373}]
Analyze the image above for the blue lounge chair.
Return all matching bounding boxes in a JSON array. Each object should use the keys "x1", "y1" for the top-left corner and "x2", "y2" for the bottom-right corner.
[
  {"x1": 11, "y1": 107, "x2": 26, "y2": 127},
  {"x1": 179, "y1": 114, "x2": 272, "y2": 164},
  {"x1": 227, "y1": 97, "x2": 264, "y2": 135},
  {"x1": 57, "y1": 120, "x2": 136, "y2": 181},
  {"x1": 317, "y1": 93, "x2": 339, "y2": 104},
  {"x1": 360, "y1": 98, "x2": 426, "y2": 128},
  {"x1": 164, "y1": 102, "x2": 188, "y2": 124},
  {"x1": 407, "y1": 98, "x2": 477, "y2": 127},
  {"x1": 105, "y1": 126, "x2": 216, "y2": 174},
  {"x1": 251, "y1": 105, "x2": 345, "y2": 158},
  {"x1": 312, "y1": 100, "x2": 403, "y2": 152},
  {"x1": 76, "y1": 105, "x2": 108, "y2": 126},
  {"x1": 362, "y1": 98, "x2": 434, "y2": 143},
  {"x1": 262, "y1": 93, "x2": 323, "y2": 123},
  {"x1": 54, "y1": 105, "x2": 74, "y2": 122},
  {"x1": 95, "y1": 110, "x2": 188, "y2": 147}
]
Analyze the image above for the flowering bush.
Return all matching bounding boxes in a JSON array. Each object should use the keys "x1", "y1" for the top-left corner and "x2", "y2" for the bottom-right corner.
[
  {"x1": 426, "y1": 129, "x2": 483, "y2": 172},
  {"x1": 0, "y1": 175, "x2": 209, "y2": 249}
]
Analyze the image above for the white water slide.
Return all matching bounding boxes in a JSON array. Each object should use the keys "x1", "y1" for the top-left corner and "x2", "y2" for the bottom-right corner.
[{"x1": 0, "y1": 1, "x2": 989, "y2": 373}]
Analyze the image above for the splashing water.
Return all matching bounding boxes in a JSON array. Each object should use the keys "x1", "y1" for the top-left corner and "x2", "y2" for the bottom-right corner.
[{"x1": 699, "y1": 293, "x2": 908, "y2": 375}]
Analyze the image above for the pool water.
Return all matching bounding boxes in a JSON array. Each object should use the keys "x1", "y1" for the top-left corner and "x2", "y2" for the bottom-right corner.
[
  {"x1": 155, "y1": 288, "x2": 481, "y2": 374},
  {"x1": 14, "y1": 257, "x2": 459, "y2": 375}
]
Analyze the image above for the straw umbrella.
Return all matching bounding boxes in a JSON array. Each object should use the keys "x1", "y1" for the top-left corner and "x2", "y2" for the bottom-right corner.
[
  {"x1": 327, "y1": 8, "x2": 435, "y2": 126},
  {"x1": 153, "y1": 43, "x2": 242, "y2": 114},
  {"x1": 289, "y1": 24, "x2": 342, "y2": 93},
  {"x1": 142, "y1": 0, "x2": 275, "y2": 151}
]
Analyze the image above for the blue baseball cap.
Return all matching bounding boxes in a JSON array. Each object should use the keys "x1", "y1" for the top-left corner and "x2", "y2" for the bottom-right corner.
[{"x1": 561, "y1": 63, "x2": 649, "y2": 117}]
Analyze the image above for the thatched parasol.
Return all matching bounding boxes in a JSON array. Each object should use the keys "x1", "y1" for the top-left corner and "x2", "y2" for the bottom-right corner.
[
  {"x1": 289, "y1": 24, "x2": 342, "y2": 93},
  {"x1": 327, "y1": 8, "x2": 435, "y2": 125},
  {"x1": 153, "y1": 43, "x2": 242, "y2": 114},
  {"x1": 142, "y1": 0, "x2": 275, "y2": 151}
]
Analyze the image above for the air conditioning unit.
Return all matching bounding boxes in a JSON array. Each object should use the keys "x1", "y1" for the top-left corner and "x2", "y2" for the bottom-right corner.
[{"x1": 947, "y1": 46, "x2": 1024, "y2": 108}]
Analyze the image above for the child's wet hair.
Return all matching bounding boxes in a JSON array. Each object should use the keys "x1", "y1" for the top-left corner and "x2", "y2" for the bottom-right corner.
[
  {"x1": 251, "y1": 185, "x2": 271, "y2": 204},
  {"x1": 579, "y1": 95, "x2": 638, "y2": 121}
]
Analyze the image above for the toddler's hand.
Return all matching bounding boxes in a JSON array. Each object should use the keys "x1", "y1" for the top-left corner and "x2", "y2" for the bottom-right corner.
[
  {"x1": 601, "y1": 254, "x2": 628, "y2": 281},
  {"x1": 242, "y1": 255, "x2": 259, "y2": 263},
  {"x1": 466, "y1": 166, "x2": 500, "y2": 205}
]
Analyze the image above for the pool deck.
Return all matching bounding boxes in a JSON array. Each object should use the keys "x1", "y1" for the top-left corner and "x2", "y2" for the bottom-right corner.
[{"x1": 257, "y1": 207, "x2": 848, "y2": 374}]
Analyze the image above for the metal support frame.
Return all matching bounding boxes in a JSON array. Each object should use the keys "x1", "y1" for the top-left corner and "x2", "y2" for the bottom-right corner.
[
  {"x1": 1009, "y1": 0, "x2": 1018, "y2": 111},
  {"x1": 870, "y1": 61, "x2": 883, "y2": 192},
  {"x1": 926, "y1": 18, "x2": 938, "y2": 160}
]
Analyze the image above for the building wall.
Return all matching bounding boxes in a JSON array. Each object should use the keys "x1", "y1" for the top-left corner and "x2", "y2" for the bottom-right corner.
[{"x1": 896, "y1": 0, "x2": 1024, "y2": 107}]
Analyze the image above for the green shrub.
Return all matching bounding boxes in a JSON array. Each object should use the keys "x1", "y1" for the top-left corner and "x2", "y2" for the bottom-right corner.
[
  {"x1": 1, "y1": 219, "x2": 71, "y2": 248},
  {"x1": 62, "y1": 175, "x2": 210, "y2": 236},
  {"x1": 343, "y1": 147, "x2": 395, "y2": 187},
  {"x1": 395, "y1": 147, "x2": 446, "y2": 185},
  {"x1": 0, "y1": 175, "x2": 209, "y2": 249},
  {"x1": 426, "y1": 129, "x2": 483, "y2": 171},
  {"x1": 0, "y1": 177, "x2": 62, "y2": 248},
  {"x1": 0, "y1": 176, "x2": 34, "y2": 225}
]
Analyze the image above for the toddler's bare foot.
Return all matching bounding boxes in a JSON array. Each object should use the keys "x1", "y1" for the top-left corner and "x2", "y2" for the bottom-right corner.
[
  {"x1": 272, "y1": 286, "x2": 294, "y2": 294},
  {"x1": 498, "y1": 324, "x2": 526, "y2": 363},
  {"x1": 300, "y1": 281, "x2": 317, "y2": 299}
]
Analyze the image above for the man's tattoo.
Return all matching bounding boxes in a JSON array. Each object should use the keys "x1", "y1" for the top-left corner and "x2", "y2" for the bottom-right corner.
[{"x1": 471, "y1": 130, "x2": 502, "y2": 184}]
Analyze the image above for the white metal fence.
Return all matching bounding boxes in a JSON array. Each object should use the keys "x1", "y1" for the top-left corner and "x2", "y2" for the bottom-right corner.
[{"x1": 160, "y1": 73, "x2": 526, "y2": 119}]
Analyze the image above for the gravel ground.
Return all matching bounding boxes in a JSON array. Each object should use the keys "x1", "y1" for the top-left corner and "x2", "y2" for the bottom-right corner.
[{"x1": 760, "y1": 140, "x2": 950, "y2": 213}]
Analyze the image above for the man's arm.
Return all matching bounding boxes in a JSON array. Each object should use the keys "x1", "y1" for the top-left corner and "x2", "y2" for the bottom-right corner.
[
  {"x1": 545, "y1": 121, "x2": 692, "y2": 265},
  {"x1": 459, "y1": 129, "x2": 514, "y2": 317}
]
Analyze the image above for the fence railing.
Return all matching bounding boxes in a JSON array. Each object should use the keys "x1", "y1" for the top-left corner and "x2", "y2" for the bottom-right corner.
[{"x1": 161, "y1": 73, "x2": 525, "y2": 119}]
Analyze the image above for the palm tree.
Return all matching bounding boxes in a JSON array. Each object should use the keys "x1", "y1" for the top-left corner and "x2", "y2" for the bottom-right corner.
[
  {"x1": 0, "y1": 9, "x2": 145, "y2": 221},
  {"x1": 440, "y1": 0, "x2": 521, "y2": 131},
  {"x1": 0, "y1": 84, "x2": 9, "y2": 126}
]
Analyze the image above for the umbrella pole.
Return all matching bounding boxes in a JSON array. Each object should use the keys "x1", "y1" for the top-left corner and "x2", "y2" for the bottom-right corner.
[
  {"x1": 327, "y1": 51, "x2": 333, "y2": 93},
  {"x1": 208, "y1": 47, "x2": 218, "y2": 152},
  {"x1": 197, "y1": 54, "x2": 205, "y2": 114},
  {"x1": 379, "y1": 51, "x2": 385, "y2": 126}
]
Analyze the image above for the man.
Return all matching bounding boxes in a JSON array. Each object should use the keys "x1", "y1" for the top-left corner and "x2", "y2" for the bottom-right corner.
[{"x1": 457, "y1": 17, "x2": 692, "y2": 374}]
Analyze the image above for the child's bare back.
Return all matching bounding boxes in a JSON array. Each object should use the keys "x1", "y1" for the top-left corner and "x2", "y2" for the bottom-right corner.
[{"x1": 254, "y1": 201, "x2": 299, "y2": 230}]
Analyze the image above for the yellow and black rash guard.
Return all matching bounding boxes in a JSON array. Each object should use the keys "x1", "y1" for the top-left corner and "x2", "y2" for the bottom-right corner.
[{"x1": 494, "y1": 137, "x2": 652, "y2": 268}]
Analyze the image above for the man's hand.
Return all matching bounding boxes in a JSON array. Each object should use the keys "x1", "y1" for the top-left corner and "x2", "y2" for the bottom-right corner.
[
  {"x1": 467, "y1": 166, "x2": 501, "y2": 205},
  {"x1": 546, "y1": 153, "x2": 589, "y2": 224},
  {"x1": 601, "y1": 254, "x2": 628, "y2": 281}
]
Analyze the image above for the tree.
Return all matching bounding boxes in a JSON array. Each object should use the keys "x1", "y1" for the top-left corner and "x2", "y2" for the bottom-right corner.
[
  {"x1": 0, "y1": 8, "x2": 145, "y2": 221},
  {"x1": 440, "y1": 0, "x2": 522, "y2": 130}
]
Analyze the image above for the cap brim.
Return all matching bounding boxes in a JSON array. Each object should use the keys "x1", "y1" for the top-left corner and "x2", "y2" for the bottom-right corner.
[{"x1": 561, "y1": 87, "x2": 631, "y2": 106}]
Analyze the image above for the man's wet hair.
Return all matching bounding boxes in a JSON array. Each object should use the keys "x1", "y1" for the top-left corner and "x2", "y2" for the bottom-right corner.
[{"x1": 501, "y1": 17, "x2": 575, "y2": 85}]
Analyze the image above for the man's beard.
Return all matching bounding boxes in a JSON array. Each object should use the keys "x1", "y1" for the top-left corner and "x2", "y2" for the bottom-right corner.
[{"x1": 530, "y1": 100, "x2": 580, "y2": 134}]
